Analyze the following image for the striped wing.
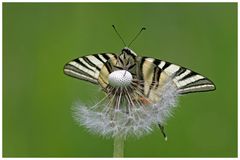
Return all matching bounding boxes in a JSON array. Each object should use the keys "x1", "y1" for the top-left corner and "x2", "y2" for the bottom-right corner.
[
  {"x1": 137, "y1": 57, "x2": 215, "y2": 98},
  {"x1": 64, "y1": 53, "x2": 117, "y2": 84}
]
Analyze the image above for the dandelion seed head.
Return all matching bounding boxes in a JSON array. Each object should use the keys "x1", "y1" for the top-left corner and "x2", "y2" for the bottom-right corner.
[
  {"x1": 72, "y1": 76, "x2": 179, "y2": 139},
  {"x1": 108, "y1": 70, "x2": 133, "y2": 87}
]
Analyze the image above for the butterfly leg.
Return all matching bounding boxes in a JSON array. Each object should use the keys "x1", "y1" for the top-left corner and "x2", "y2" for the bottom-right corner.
[{"x1": 158, "y1": 124, "x2": 167, "y2": 141}]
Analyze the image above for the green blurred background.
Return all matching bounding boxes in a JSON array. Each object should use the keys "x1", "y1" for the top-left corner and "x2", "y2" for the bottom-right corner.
[{"x1": 3, "y1": 3, "x2": 237, "y2": 157}]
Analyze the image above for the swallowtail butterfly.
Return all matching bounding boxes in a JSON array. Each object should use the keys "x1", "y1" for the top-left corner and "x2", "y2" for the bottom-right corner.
[
  {"x1": 64, "y1": 26, "x2": 215, "y2": 139},
  {"x1": 64, "y1": 47, "x2": 215, "y2": 96}
]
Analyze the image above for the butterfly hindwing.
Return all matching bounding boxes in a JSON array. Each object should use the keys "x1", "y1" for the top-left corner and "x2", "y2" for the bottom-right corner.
[{"x1": 64, "y1": 53, "x2": 117, "y2": 84}]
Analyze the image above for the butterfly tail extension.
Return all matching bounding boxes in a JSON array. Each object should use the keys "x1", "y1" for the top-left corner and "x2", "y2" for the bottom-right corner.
[{"x1": 158, "y1": 124, "x2": 168, "y2": 141}]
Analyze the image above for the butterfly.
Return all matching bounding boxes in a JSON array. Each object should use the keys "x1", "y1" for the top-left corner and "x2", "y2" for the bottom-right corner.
[
  {"x1": 64, "y1": 47, "x2": 215, "y2": 95},
  {"x1": 64, "y1": 26, "x2": 216, "y2": 139}
]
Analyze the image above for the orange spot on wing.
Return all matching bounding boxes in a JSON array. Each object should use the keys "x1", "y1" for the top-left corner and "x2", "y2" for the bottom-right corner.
[{"x1": 139, "y1": 96, "x2": 151, "y2": 105}]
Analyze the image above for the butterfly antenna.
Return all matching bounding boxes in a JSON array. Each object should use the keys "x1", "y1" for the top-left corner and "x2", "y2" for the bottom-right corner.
[
  {"x1": 128, "y1": 27, "x2": 146, "y2": 47},
  {"x1": 112, "y1": 25, "x2": 126, "y2": 46}
]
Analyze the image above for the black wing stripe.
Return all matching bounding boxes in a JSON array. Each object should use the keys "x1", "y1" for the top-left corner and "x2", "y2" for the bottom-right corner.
[
  {"x1": 94, "y1": 54, "x2": 106, "y2": 63},
  {"x1": 82, "y1": 57, "x2": 101, "y2": 71},
  {"x1": 174, "y1": 67, "x2": 187, "y2": 77},
  {"x1": 178, "y1": 70, "x2": 197, "y2": 81},
  {"x1": 139, "y1": 57, "x2": 146, "y2": 94},
  {"x1": 102, "y1": 53, "x2": 112, "y2": 61},
  {"x1": 153, "y1": 59, "x2": 161, "y2": 66},
  {"x1": 154, "y1": 68, "x2": 162, "y2": 89},
  {"x1": 64, "y1": 69, "x2": 98, "y2": 84},
  {"x1": 105, "y1": 62, "x2": 112, "y2": 73},
  {"x1": 151, "y1": 59, "x2": 162, "y2": 89},
  {"x1": 73, "y1": 58, "x2": 95, "y2": 73},
  {"x1": 64, "y1": 64, "x2": 97, "y2": 80},
  {"x1": 162, "y1": 62, "x2": 171, "y2": 71},
  {"x1": 179, "y1": 78, "x2": 212, "y2": 89}
]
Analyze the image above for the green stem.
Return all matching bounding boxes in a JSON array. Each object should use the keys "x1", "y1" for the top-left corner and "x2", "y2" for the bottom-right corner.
[{"x1": 113, "y1": 136, "x2": 124, "y2": 157}]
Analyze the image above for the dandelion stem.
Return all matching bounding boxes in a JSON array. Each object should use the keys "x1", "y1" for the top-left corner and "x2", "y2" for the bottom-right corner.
[{"x1": 113, "y1": 136, "x2": 124, "y2": 157}]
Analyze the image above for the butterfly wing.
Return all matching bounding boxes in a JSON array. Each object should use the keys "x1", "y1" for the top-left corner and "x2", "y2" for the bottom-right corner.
[
  {"x1": 136, "y1": 57, "x2": 215, "y2": 101},
  {"x1": 64, "y1": 53, "x2": 117, "y2": 84}
]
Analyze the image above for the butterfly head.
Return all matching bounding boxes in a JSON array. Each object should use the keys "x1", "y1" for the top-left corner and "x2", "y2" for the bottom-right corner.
[{"x1": 115, "y1": 47, "x2": 137, "y2": 70}]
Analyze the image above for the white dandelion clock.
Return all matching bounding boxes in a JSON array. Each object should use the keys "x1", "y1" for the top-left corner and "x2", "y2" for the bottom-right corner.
[
  {"x1": 108, "y1": 70, "x2": 133, "y2": 87},
  {"x1": 64, "y1": 26, "x2": 215, "y2": 157}
]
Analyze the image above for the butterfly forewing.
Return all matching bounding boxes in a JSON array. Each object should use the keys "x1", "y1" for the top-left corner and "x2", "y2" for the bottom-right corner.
[
  {"x1": 64, "y1": 53, "x2": 117, "y2": 84},
  {"x1": 142, "y1": 58, "x2": 215, "y2": 95}
]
